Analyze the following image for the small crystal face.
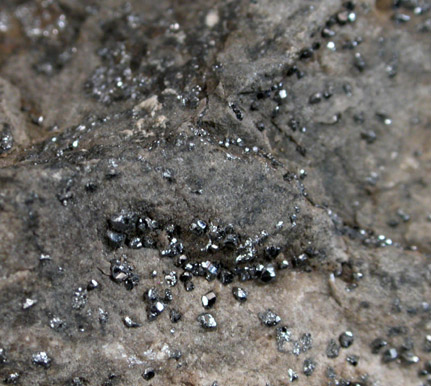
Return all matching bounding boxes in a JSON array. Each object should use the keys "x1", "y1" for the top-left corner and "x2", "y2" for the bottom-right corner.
[
  {"x1": 258, "y1": 309, "x2": 281, "y2": 327},
  {"x1": 232, "y1": 287, "x2": 248, "y2": 302},
  {"x1": 197, "y1": 313, "x2": 217, "y2": 329},
  {"x1": 202, "y1": 291, "x2": 217, "y2": 309},
  {"x1": 339, "y1": 331, "x2": 354, "y2": 348}
]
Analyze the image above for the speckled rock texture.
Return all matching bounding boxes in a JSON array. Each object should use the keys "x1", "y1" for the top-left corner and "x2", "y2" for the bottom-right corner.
[{"x1": 0, "y1": 0, "x2": 431, "y2": 385}]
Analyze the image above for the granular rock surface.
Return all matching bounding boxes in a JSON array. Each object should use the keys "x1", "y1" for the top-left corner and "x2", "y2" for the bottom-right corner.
[{"x1": 0, "y1": 0, "x2": 431, "y2": 385}]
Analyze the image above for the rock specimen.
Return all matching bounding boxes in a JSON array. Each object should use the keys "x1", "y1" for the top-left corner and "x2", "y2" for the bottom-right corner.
[{"x1": 0, "y1": 0, "x2": 430, "y2": 384}]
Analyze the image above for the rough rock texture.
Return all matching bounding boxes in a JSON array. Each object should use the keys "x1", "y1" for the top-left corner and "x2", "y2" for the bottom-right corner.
[{"x1": 0, "y1": 0, "x2": 431, "y2": 385}]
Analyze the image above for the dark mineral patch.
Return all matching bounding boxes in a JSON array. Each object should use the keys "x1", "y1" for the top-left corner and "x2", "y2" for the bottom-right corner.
[
  {"x1": 0, "y1": 123, "x2": 13, "y2": 154},
  {"x1": 32, "y1": 352, "x2": 51, "y2": 369},
  {"x1": 303, "y1": 358, "x2": 316, "y2": 376},
  {"x1": 142, "y1": 368, "x2": 155, "y2": 381},
  {"x1": 326, "y1": 339, "x2": 340, "y2": 359}
]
